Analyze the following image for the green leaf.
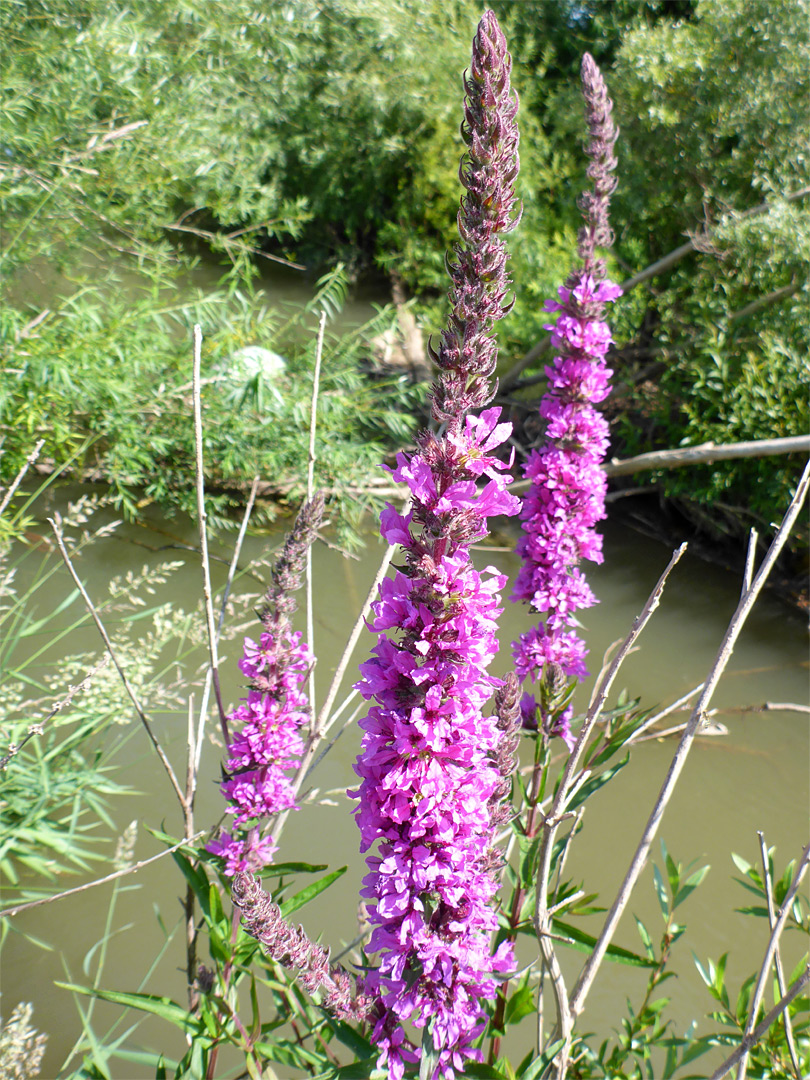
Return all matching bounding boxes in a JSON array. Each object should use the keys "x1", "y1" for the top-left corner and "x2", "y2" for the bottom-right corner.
[
  {"x1": 263, "y1": 861, "x2": 329, "y2": 877},
  {"x1": 653, "y1": 863, "x2": 670, "y2": 918},
  {"x1": 635, "y1": 915, "x2": 655, "y2": 960},
  {"x1": 552, "y1": 919, "x2": 656, "y2": 967},
  {"x1": 323, "y1": 1019, "x2": 374, "y2": 1059},
  {"x1": 730, "y1": 852, "x2": 753, "y2": 876},
  {"x1": 310, "y1": 1060, "x2": 378, "y2": 1080},
  {"x1": 518, "y1": 1040, "x2": 565, "y2": 1080},
  {"x1": 419, "y1": 1024, "x2": 441, "y2": 1080},
  {"x1": 55, "y1": 983, "x2": 204, "y2": 1037},
  {"x1": 565, "y1": 756, "x2": 629, "y2": 812},
  {"x1": 504, "y1": 983, "x2": 535, "y2": 1028},
  {"x1": 673, "y1": 865, "x2": 710, "y2": 909},
  {"x1": 279, "y1": 866, "x2": 347, "y2": 917},
  {"x1": 465, "y1": 1065, "x2": 508, "y2": 1079}
]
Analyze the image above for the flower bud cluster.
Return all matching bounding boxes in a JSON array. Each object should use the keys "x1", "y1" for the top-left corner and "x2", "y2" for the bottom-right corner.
[
  {"x1": 208, "y1": 497, "x2": 323, "y2": 875},
  {"x1": 232, "y1": 873, "x2": 376, "y2": 1023},
  {"x1": 352, "y1": 13, "x2": 521, "y2": 1078},
  {"x1": 512, "y1": 54, "x2": 620, "y2": 741},
  {"x1": 430, "y1": 10, "x2": 520, "y2": 432}
]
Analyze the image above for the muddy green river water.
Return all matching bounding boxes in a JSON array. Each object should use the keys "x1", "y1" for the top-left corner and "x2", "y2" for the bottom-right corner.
[{"x1": 2, "y1": 484, "x2": 807, "y2": 1078}]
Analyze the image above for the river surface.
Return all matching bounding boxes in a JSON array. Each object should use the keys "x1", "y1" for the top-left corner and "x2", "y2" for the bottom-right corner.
[
  {"x1": 4, "y1": 251, "x2": 809, "y2": 1077},
  {"x1": 2, "y1": 482, "x2": 807, "y2": 1078}
]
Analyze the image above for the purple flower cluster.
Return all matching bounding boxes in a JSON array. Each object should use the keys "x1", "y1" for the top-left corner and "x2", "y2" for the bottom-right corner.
[
  {"x1": 352, "y1": 12, "x2": 521, "y2": 1078},
  {"x1": 208, "y1": 496, "x2": 323, "y2": 875},
  {"x1": 512, "y1": 54, "x2": 621, "y2": 740},
  {"x1": 354, "y1": 412, "x2": 519, "y2": 1079},
  {"x1": 208, "y1": 629, "x2": 310, "y2": 875}
]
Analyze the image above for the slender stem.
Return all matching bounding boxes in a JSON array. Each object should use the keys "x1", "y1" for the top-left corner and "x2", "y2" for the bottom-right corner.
[
  {"x1": 0, "y1": 438, "x2": 45, "y2": 518},
  {"x1": 489, "y1": 739, "x2": 549, "y2": 1063},
  {"x1": 742, "y1": 528, "x2": 759, "y2": 596},
  {"x1": 185, "y1": 695, "x2": 199, "y2": 1012},
  {"x1": 301, "y1": 701, "x2": 363, "y2": 786},
  {"x1": 306, "y1": 310, "x2": 327, "y2": 722},
  {"x1": 567, "y1": 461, "x2": 810, "y2": 1031},
  {"x1": 193, "y1": 475, "x2": 260, "y2": 787},
  {"x1": 756, "y1": 832, "x2": 801, "y2": 1079},
  {"x1": 0, "y1": 655, "x2": 109, "y2": 770},
  {"x1": 192, "y1": 323, "x2": 229, "y2": 748},
  {"x1": 0, "y1": 833, "x2": 204, "y2": 918},
  {"x1": 709, "y1": 967, "x2": 810, "y2": 1080},
  {"x1": 48, "y1": 517, "x2": 187, "y2": 811},
  {"x1": 628, "y1": 682, "x2": 703, "y2": 743},
  {"x1": 735, "y1": 840, "x2": 810, "y2": 1080}
]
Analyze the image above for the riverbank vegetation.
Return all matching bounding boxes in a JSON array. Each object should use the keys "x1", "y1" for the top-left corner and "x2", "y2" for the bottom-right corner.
[{"x1": 2, "y1": 0, "x2": 808, "y2": 569}]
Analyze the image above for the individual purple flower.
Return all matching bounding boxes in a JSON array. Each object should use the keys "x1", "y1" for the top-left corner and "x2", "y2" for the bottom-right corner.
[
  {"x1": 208, "y1": 496, "x2": 323, "y2": 875},
  {"x1": 351, "y1": 11, "x2": 521, "y2": 1078},
  {"x1": 512, "y1": 54, "x2": 621, "y2": 743}
]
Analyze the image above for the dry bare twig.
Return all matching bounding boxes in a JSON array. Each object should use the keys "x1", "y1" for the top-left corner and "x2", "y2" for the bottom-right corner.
[
  {"x1": 755, "y1": 831, "x2": 802, "y2": 1079},
  {"x1": 735, "y1": 839, "x2": 810, "y2": 1080},
  {"x1": 193, "y1": 324, "x2": 229, "y2": 748},
  {"x1": 0, "y1": 439, "x2": 46, "y2": 518},
  {"x1": 708, "y1": 966, "x2": 810, "y2": 1080},
  {"x1": 564, "y1": 460, "x2": 810, "y2": 1067},
  {"x1": 306, "y1": 310, "x2": 328, "y2": 719},
  {"x1": 48, "y1": 516, "x2": 188, "y2": 813},
  {"x1": 534, "y1": 543, "x2": 688, "y2": 1061},
  {"x1": 0, "y1": 832, "x2": 204, "y2": 919}
]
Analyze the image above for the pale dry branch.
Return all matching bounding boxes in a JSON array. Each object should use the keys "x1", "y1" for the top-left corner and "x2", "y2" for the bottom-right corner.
[
  {"x1": 306, "y1": 310, "x2": 328, "y2": 720},
  {"x1": 756, "y1": 831, "x2": 802, "y2": 1079},
  {"x1": 736, "y1": 839, "x2": 810, "y2": 1080},
  {"x1": 535, "y1": 543, "x2": 687, "y2": 1071},
  {"x1": 0, "y1": 439, "x2": 46, "y2": 518},
  {"x1": 566, "y1": 460, "x2": 810, "y2": 1042},
  {"x1": 193, "y1": 474, "x2": 261, "y2": 788},
  {"x1": 270, "y1": 527, "x2": 400, "y2": 846},
  {"x1": 709, "y1": 966, "x2": 810, "y2": 1080},
  {"x1": 193, "y1": 324, "x2": 229, "y2": 748},
  {"x1": 604, "y1": 435, "x2": 809, "y2": 478}
]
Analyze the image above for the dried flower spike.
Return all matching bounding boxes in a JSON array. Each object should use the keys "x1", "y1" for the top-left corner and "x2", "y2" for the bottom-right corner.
[{"x1": 232, "y1": 873, "x2": 376, "y2": 1023}]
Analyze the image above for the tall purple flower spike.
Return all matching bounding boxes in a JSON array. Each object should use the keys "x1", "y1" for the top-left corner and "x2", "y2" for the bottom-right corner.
[
  {"x1": 512, "y1": 53, "x2": 621, "y2": 750},
  {"x1": 208, "y1": 495, "x2": 323, "y2": 875},
  {"x1": 351, "y1": 11, "x2": 521, "y2": 1079}
]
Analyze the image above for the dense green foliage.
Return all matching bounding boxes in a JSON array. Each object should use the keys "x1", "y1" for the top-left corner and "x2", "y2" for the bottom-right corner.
[
  {"x1": 0, "y1": 265, "x2": 423, "y2": 543},
  {"x1": 607, "y1": 0, "x2": 809, "y2": 540},
  {"x1": 1, "y1": 0, "x2": 807, "y2": 550}
]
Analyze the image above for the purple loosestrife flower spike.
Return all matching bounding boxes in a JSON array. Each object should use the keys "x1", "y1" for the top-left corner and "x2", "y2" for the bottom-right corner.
[
  {"x1": 511, "y1": 55, "x2": 621, "y2": 744},
  {"x1": 351, "y1": 12, "x2": 521, "y2": 1079},
  {"x1": 208, "y1": 495, "x2": 324, "y2": 876},
  {"x1": 232, "y1": 873, "x2": 377, "y2": 1023},
  {"x1": 429, "y1": 9, "x2": 520, "y2": 434}
]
